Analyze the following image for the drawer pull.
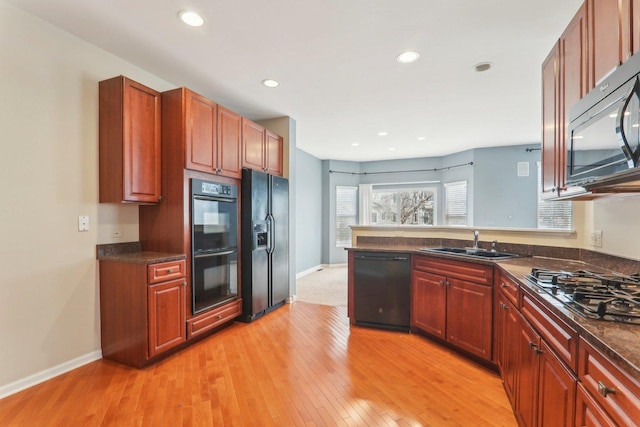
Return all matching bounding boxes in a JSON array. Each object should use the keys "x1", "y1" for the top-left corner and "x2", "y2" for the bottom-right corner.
[
  {"x1": 597, "y1": 381, "x2": 616, "y2": 397},
  {"x1": 528, "y1": 341, "x2": 543, "y2": 355},
  {"x1": 500, "y1": 302, "x2": 509, "y2": 311},
  {"x1": 167, "y1": 269, "x2": 173, "y2": 273},
  {"x1": 217, "y1": 315, "x2": 223, "y2": 320},
  {"x1": 439, "y1": 280, "x2": 445, "y2": 287},
  {"x1": 501, "y1": 282, "x2": 508, "y2": 288}
]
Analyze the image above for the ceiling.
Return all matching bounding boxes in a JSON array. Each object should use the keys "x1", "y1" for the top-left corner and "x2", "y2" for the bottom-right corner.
[{"x1": 8, "y1": 0, "x2": 583, "y2": 162}]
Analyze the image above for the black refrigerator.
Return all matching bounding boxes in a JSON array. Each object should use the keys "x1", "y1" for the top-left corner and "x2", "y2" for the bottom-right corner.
[{"x1": 240, "y1": 169, "x2": 289, "y2": 322}]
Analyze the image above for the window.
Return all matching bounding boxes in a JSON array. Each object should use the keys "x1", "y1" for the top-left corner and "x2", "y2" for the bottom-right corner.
[
  {"x1": 444, "y1": 181, "x2": 468, "y2": 226},
  {"x1": 537, "y1": 162, "x2": 572, "y2": 229},
  {"x1": 370, "y1": 184, "x2": 436, "y2": 225},
  {"x1": 336, "y1": 186, "x2": 358, "y2": 246}
]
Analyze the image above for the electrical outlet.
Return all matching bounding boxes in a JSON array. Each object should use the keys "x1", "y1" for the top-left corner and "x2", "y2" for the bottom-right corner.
[
  {"x1": 111, "y1": 231, "x2": 123, "y2": 239},
  {"x1": 591, "y1": 230, "x2": 603, "y2": 247},
  {"x1": 78, "y1": 215, "x2": 89, "y2": 232}
]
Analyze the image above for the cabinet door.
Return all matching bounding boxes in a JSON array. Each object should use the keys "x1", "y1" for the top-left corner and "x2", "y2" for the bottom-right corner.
[
  {"x1": 575, "y1": 383, "x2": 617, "y2": 427},
  {"x1": 587, "y1": 0, "x2": 627, "y2": 87},
  {"x1": 217, "y1": 106, "x2": 242, "y2": 178},
  {"x1": 634, "y1": 0, "x2": 640, "y2": 56},
  {"x1": 497, "y1": 292, "x2": 519, "y2": 404},
  {"x1": 242, "y1": 119, "x2": 265, "y2": 171},
  {"x1": 541, "y1": 42, "x2": 561, "y2": 197},
  {"x1": 265, "y1": 130, "x2": 283, "y2": 176},
  {"x1": 515, "y1": 316, "x2": 541, "y2": 427},
  {"x1": 411, "y1": 270, "x2": 446, "y2": 339},
  {"x1": 537, "y1": 341, "x2": 576, "y2": 427},
  {"x1": 185, "y1": 90, "x2": 217, "y2": 173},
  {"x1": 148, "y1": 278, "x2": 186, "y2": 358},
  {"x1": 446, "y1": 278, "x2": 492, "y2": 360},
  {"x1": 99, "y1": 76, "x2": 161, "y2": 203}
]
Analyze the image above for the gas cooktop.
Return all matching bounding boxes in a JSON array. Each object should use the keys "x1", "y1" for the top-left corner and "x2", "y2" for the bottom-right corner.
[{"x1": 525, "y1": 268, "x2": 640, "y2": 324}]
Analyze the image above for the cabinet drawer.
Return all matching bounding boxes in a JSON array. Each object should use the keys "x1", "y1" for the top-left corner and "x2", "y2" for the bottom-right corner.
[
  {"x1": 412, "y1": 255, "x2": 493, "y2": 286},
  {"x1": 496, "y1": 271, "x2": 519, "y2": 307},
  {"x1": 187, "y1": 298, "x2": 242, "y2": 338},
  {"x1": 521, "y1": 291, "x2": 577, "y2": 372},
  {"x1": 575, "y1": 383, "x2": 616, "y2": 427},
  {"x1": 148, "y1": 260, "x2": 185, "y2": 284},
  {"x1": 578, "y1": 337, "x2": 640, "y2": 427}
]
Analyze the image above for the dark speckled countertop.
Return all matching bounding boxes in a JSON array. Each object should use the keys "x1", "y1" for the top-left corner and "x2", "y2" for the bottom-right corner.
[
  {"x1": 96, "y1": 242, "x2": 186, "y2": 265},
  {"x1": 347, "y1": 243, "x2": 640, "y2": 383}
]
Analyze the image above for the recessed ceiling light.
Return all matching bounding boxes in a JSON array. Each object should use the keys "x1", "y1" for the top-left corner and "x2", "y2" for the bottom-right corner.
[
  {"x1": 417, "y1": 136, "x2": 426, "y2": 141},
  {"x1": 396, "y1": 51, "x2": 420, "y2": 64},
  {"x1": 178, "y1": 10, "x2": 205, "y2": 27},
  {"x1": 474, "y1": 62, "x2": 493, "y2": 72},
  {"x1": 389, "y1": 147, "x2": 396, "y2": 151},
  {"x1": 351, "y1": 143, "x2": 359, "y2": 146},
  {"x1": 378, "y1": 131, "x2": 388, "y2": 136},
  {"x1": 262, "y1": 79, "x2": 280, "y2": 88}
]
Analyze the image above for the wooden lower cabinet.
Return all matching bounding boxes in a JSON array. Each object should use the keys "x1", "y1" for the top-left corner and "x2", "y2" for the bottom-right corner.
[
  {"x1": 411, "y1": 270, "x2": 446, "y2": 339},
  {"x1": 99, "y1": 259, "x2": 187, "y2": 368},
  {"x1": 575, "y1": 383, "x2": 617, "y2": 426},
  {"x1": 411, "y1": 256, "x2": 493, "y2": 360},
  {"x1": 496, "y1": 291, "x2": 519, "y2": 404},
  {"x1": 537, "y1": 340, "x2": 576, "y2": 427}
]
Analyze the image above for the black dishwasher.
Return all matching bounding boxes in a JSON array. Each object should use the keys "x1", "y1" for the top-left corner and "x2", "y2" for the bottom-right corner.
[{"x1": 353, "y1": 252, "x2": 411, "y2": 332}]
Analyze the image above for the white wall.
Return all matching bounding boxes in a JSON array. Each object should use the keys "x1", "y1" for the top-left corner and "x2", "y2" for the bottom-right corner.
[{"x1": 0, "y1": 1, "x2": 174, "y2": 393}]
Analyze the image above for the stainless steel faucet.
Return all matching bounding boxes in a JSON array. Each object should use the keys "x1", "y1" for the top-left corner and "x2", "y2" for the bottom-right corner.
[{"x1": 472, "y1": 230, "x2": 479, "y2": 249}]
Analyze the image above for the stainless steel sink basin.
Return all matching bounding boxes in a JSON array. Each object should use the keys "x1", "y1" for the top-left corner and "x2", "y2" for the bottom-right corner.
[{"x1": 419, "y1": 247, "x2": 518, "y2": 260}]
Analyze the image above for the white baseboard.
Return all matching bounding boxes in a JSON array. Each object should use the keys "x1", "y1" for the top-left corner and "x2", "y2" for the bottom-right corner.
[
  {"x1": 0, "y1": 350, "x2": 102, "y2": 400},
  {"x1": 295, "y1": 264, "x2": 323, "y2": 279},
  {"x1": 324, "y1": 263, "x2": 347, "y2": 268}
]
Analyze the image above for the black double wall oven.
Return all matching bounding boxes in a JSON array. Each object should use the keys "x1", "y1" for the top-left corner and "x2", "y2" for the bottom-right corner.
[{"x1": 191, "y1": 178, "x2": 239, "y2": 314}]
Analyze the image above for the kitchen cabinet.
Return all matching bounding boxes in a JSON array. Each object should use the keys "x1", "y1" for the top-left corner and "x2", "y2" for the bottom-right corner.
[
  {"x1": 577, "y1": 336, "x2": 640, "y2": 426},
  {"x1": 164, "y1": 88, "x2": 241, "y2": 179},
  {"x1": 634, "y1": 0, "x2": 640, "y2": 55},
  {"x1": 242, "y1": 119, "x2": 284, "y2": 176},
  {"x1": 187, "y1": 298, "x2": 242, "y2": 338},
  {"x1": 99, "y1": 76, "x2": 162, "y2": 203},
  {"x1": 412, "y1": 256, "x2": 493, "y2": 360},
  {"x1": 495, "y1": 275, "x2": 520, "y2": 404},
  {"x1": 587, "y1": 0, "x2": 632, "y2": 88},
  {"x1": 411, "y1": 270, "x2": 446, "y2": 338},
  {"x1": 99, "y1": 258, "x2": 186, "y2": 368},
  {"x1": 541, "y1": 42, "x2": 562, "y2": 197}
]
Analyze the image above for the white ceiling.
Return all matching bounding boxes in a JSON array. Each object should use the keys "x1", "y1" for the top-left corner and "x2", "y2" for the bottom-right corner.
[{"x1": 8, "y1": 0, "x2": 583, "y2": 162}]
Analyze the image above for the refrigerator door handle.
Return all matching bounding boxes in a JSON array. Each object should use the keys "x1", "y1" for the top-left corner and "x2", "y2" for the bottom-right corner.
[{"x1": 267, "y1": 214, "x2": 276, "y2": 254}]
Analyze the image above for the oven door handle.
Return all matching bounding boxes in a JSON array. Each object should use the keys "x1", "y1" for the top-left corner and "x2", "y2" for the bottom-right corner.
[{"x1": 193, "y1": 250, "x2": 236, "y2": 259}]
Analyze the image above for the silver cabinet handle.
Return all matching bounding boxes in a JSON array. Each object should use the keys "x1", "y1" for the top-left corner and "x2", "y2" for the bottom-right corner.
[{"x1": 597, "y1": 381, "x2": 616, "y2": 397}]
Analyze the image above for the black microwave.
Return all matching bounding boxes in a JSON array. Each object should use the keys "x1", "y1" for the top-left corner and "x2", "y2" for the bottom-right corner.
[{"x1": 567, "y1": 53, "x2": 640, "y2": 192}]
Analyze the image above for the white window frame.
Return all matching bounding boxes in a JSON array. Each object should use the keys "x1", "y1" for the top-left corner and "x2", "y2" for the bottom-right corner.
[
  {"x1": 444, "y1": 180, "x2": 468, "y2": 226},
  {"x1": 368, "y1": 182, "x2": 438, "y2": 226}
]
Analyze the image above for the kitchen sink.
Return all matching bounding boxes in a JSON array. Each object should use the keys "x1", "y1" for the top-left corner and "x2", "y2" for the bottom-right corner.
[{"x1": 419, "y1": 247, "x2": 519, "y2": 260}]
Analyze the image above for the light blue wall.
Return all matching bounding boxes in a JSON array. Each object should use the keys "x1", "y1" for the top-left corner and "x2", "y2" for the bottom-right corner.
[
  {"x1": 294, "y1": 144, "x2": 542, "y2": 267},
  {"x1": 472, "y1": 145, "x2": 539, "y2": 228},
  {"x1": 295, "y1": 149, "x2": 323, "y2": 273}
]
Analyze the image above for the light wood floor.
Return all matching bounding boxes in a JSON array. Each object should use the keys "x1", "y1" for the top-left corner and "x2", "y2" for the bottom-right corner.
[{"x1": 0, "y1": 302, "x2": 516, "y2": 426}]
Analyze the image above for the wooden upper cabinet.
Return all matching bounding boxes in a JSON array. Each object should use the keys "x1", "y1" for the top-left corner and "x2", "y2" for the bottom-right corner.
[
  {"x1": 164, "y1": 87, "x2": 241, "y2": 179},
  {"x1": 265, "y1": 129, "x2": 283, "y2": 176},
  {"x1": 242, "y1": 118, "x2": 266, "y2": 171},
  {"x1": 242, "y1": 118, "x2": 285, "y2": 176},
  {"x1": 633, "y1": 0, "x2": 640, "y2": 55},
  {"x1": 217, "y1": 106, "x2": 242, "y2": 179},
  {"x1": 541, "y1": 42, "x2": 561, "y2": 197},
  {"x1": 99, "y1": 76, "x2": 162, "y2": 203},
  {"x1": 185, "y1": 90, "x2": 217, "y2": 173},
  {"x1": 587, "y1": 0, "x2": 632, "y2": 87}
]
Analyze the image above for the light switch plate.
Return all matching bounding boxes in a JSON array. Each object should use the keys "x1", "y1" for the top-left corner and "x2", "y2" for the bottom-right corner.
[
  {"x1": 78, "y1": 215, "x2": 89, "y2": 232},
  {"x1": 590, "y1": 230, "x2": 602, "y2": 247}
]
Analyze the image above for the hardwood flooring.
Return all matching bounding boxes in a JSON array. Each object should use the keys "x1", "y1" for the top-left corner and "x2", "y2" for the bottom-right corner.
[{"x1": 0, "y1": 302, "x2": 516, "y2": 426}]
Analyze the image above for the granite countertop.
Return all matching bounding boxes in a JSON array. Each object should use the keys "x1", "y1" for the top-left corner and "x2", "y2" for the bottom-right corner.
[
  {"x1": 348, "y1": 243, "x2": 640, "y2": 383},
  {"x1": 96, "y1": 242, "x2": 186, "y2": 265}
]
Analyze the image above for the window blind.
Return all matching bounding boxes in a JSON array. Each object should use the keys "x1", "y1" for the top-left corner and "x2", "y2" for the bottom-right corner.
[
  {"x1": 444, "y1": 181, "x2": 468, "y2": 226},
  {"x1": 336, "y1": 186, "x2": 358, "y2": 246},
  {"x1": 536, "y1": 163, "x2": 572, "y2": 229}
]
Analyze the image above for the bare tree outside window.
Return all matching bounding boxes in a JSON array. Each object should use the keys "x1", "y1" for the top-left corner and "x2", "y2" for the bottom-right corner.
[{"x1": 371, "y1": 188, "x2": 435, "y2": 225}]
